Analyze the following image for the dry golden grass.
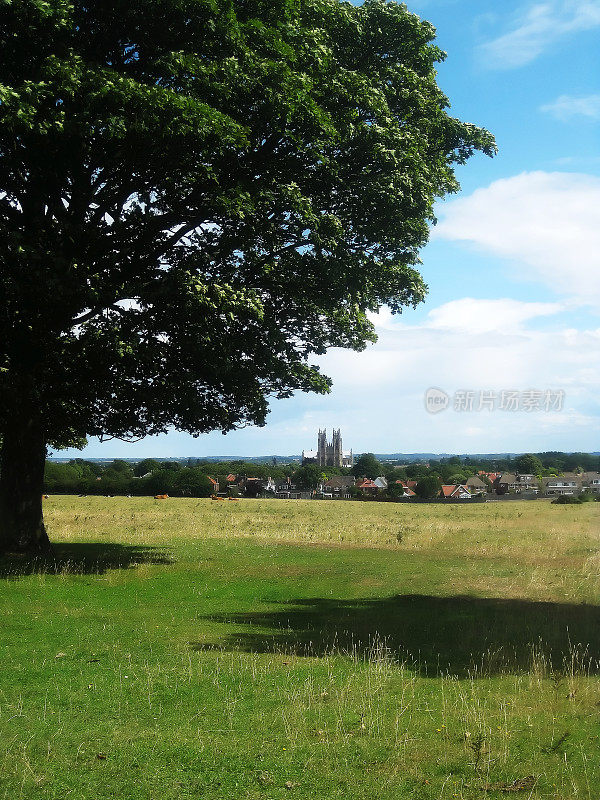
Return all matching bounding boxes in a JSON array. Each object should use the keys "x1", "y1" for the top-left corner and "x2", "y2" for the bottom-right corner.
[
  {"x1": 44, "y1": 493, "x2": 599, "y2": 558},
  {"x1": 41, "y1": 495, "x2": 600, "y2": 603}
]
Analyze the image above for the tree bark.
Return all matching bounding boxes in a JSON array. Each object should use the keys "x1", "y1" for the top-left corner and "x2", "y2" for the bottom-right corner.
[{"x1": 0, "y1": 404, "x2": 50, "y2": 554}]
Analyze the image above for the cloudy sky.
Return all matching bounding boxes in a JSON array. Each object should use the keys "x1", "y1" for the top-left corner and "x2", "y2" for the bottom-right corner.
[{"x1": 65, "y1": 0, "x2": 600, "y2": 459}]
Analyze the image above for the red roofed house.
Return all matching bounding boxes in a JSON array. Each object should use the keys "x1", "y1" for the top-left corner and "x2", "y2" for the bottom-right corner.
[
  {"x1": 395, "y1": 480, "x2": 416, "y2": 497},
  {"x1": 356, "y1": 478, "x2": 379, "y2": 496},
  {"x1": 440, "y1": 484, "x2": 472, "y2": 500}
]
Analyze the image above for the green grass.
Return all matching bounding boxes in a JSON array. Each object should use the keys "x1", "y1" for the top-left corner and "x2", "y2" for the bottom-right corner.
[{"x1": 1, "y1": 496, "x2": 599, "y2": 799}]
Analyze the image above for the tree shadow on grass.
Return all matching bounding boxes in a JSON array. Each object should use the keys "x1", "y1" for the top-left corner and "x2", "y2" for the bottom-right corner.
[
  {"x1": 191, "y1": 594, "x2": 600, "y2": 677},
  {"x1": 0, "y1": 542, "x2": 173, "y2": 578}
]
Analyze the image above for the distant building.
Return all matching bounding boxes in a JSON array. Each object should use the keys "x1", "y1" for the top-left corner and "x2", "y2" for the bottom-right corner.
[
  {"x1": 321, "y1": 475, "x2": 355, "y2": 491},
  {"x1": 302, "y1": 428, "x2": 353, "y2": 468},
  {"x1": 320, "y1": 475, "x2": 356, "y2": 498},
  {"x1": 463, "y1": 475, "x2": 488, "y2": 494},
  {"x1": 356, "y1": 477, "x2": 379, "y2": 495},
  {"x1": 440, "y1": 484, "x2": 472, "y2": 499}
]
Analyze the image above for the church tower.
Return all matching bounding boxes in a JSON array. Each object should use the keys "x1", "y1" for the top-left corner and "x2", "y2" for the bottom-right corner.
[
  {"x1": 332, "y1": 429, "x2": 343, "y2": 467},
  {"x1": 302, "y1": 429, "x2": 353, "y2": 468},
  {"x1": 317, "y1": 429, "x2": 327, "y2": 467}
]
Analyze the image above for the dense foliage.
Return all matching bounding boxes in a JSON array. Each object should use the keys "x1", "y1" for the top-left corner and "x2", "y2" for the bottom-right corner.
[
  {"x1": 0, "y1": 0, "x2": 495, "y2": 549},
  {"x1": 352, "y1": 453, "x2": 383, "y2": 479},
  {"x1": 0, "y1": 0, "x2": 496, "y2": 442},
  {"x1": 44, "y1": 451, "x2": 600, "y2": 500}
]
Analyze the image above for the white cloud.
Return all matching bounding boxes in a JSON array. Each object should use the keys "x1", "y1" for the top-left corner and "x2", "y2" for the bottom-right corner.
[
  {"x1": 479, "y1": 1, "x2": 600, "y2": 68},
  {"x1": 323, "y1": 303, "x2": 579, "y2": 395},
  {"x1": 368, "y1": 299, "x2": 562, "y2": 335},
  {"x1": 312, "y1": 298, "x2": 600, "y2": 451},
  {"x1": 426, "y1": 298, "x2": 562, "y2": 334},
  {"x1": 541, "y1": 93, "x2": 600, "y2": 120},
  {"x1": 433, "y1": 171, "x2": 600, "y2": 308}
]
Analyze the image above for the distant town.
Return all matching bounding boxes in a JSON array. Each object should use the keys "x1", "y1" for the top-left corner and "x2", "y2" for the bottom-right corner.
[{"x1": 46, "y1": 430, "x2": 600, "y2": 503}]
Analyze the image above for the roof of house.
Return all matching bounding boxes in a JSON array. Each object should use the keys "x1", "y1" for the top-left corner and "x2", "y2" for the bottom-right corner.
[
  {"x1": 323, "y1": 476, "x2": 355, "y2": 489},
  {"x1": 440, "y1": 484, "x2": 471, "y2": 498},
  {"x1": 226, "y1": 473, "x2": 237, "y2": 483},
  {"x1": 481, "y1": 471, "x2": 500, "y2": 481},
  {"x1": 373, "y1": 477, "x2": 388, "y2": 488},
  {"x1": 207, "y1": 477, "x2": 218, "y2": 487},
  {"x1": 497, "y1": 473, "x2": 517, "y2": 483},
  {"x1": 356, "y1": 478, "x2": 378, "y2": 489},
  {"x1": 543, "y1": 475, "x2": 582, "y2": 485},
  {"x1": 465, "y1": 476, "x2": 486, "y2": 487},
  {"x1": 580, "y1": 472, "x2": 600, "y2": 482}
]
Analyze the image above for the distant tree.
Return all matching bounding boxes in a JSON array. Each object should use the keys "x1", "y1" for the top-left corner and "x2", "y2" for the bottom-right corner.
[
  {"x1": 382, "y1": 464, "x2": 403, "y2": 481},
  {"x1": 352, "y1": 454, "x2": 383, "y2": 479},
  {"x1": 133, "y1": 458, "x2": 161, "y2": 477},
  {"x1": 140, "y1": 470, "x2": 177, "y2": 497},
  {"x1": 387, "y1": 482, "x2": 409, "y2": 500},
  {"x1": 109, "y1": 459, "x2": 133, "y2": 475},
  {"x1": 69, "y1": 458, "x2": 103, "y2": 478},
  {"x1": 515, "y1": 454, "x2": 543, "y2": 475},
  {"x1": 0, "y1": 0, "x2": 494, "y2": 551},
  {"x1": 160, "y1": 462, "x2": 183, "y2": 472},
  {"x1": 405, "y1": 463, "x2": 431, "y2": 480},
  {"x1": 293, "y1": 464, "x2": 322, "y2": 490},
  {"x1": 448, "y1": 472, "x2": 468, "y2": 485},
  {"x1": 172, "y1": 468, "x2": 212, "y2": 497},
  {"x1": 415, "y1": 476, "x2": 441, "y2": 499},
  {"x1": 44, "y1": 461, "x2": 82, "y2": 493},
  {"x1": 96, "y1": 465, "x2": 132, "y2": 493}
]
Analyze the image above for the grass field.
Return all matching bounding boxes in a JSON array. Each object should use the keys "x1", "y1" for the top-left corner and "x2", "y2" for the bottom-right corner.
[{"x1": 1, "y1": 496, "x2": 599, "y2": 799}]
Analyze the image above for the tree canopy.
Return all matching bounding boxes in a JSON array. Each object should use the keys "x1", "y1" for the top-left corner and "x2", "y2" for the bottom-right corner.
[
  {"x1": 352, "y1": 453, "x2": 383, "y2": 479},
  {"x1": 0, "y1": 0, "x2": 494, "y2": 550},
  {"x1": 514, "y1": 454, "x2": 543, "y2": 475},
  {"x1": 415, "y1": 475, "x2": 441, "y2": 499}
]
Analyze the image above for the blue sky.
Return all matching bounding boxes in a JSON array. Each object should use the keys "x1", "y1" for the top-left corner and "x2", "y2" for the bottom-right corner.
[{"x1": 62, "y1": 0, "x2": 600, "y2": 459}]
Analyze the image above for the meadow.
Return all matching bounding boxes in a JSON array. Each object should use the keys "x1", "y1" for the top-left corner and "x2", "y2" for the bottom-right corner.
[{"x1": 1, "y1": 496, "x2": 599, "y2": 799}]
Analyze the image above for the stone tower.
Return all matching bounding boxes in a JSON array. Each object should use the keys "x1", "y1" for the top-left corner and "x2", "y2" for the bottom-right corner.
[
  {"x1": 332, "y1": 429, "x2": 342, "y2": 466},
  {"x1": 302, "y1": 429, "x2": 353, "y2": 468},
  {"x1": 317, "y1": 429, "x2": 327, "y2": 466}
]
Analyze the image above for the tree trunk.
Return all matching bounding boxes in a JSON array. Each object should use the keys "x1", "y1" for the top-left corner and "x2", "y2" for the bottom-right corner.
[{"x1": 0, "y1": 406, "x2": 50, "y2": 554}]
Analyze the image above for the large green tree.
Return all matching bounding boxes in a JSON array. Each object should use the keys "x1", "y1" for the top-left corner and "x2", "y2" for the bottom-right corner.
[
  {"x1": 0, "y1": 0, "x2": 494, "y2": 551},
  {"x1": 514, "y1": 454, "x2": 543, "y2": 475},
  {"x1": 352, "y1": 452, "x2": 383, "y2": 479}
]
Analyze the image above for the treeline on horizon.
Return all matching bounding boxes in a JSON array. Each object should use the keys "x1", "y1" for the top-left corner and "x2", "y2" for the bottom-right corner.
[{"x1": 43, "y1": 452, "x2": 600, "y2": 498}]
